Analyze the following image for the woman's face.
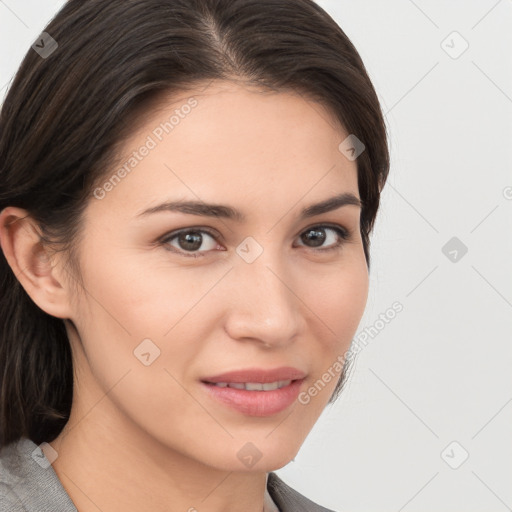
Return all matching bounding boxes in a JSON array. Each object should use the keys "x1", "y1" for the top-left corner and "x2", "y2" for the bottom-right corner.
[{"x1": 62, "y1": 80, "x2": 369, "y2": 471}]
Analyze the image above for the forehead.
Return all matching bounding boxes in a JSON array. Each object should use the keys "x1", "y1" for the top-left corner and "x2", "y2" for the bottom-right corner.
[{"x1": 88, "y1": 81, "x2": 359, "y2": 222}]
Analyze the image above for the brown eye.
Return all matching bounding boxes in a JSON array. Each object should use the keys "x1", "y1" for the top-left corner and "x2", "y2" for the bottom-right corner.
[
  {"x1": 296, "y1": 225, "x2": 349, "y2": 251},
  {"x1": 176, "y1": 231, "x2": 204, "y2": 251},
  {"x1": 160, "y1": 224, "x2": 350, "y2": 259},
  {"x1": 161, "y1": 229, "x2": 219, "y2": 257}
]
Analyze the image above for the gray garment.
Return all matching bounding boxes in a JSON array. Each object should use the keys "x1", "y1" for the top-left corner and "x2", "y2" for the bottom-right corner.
[{"x1": 0, "y1": 437, "x2": 335, "y2": 512}]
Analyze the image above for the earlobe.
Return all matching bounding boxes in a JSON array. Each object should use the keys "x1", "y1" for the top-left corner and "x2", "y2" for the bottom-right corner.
[{"x1": 0, "y1": 206, "x2": 74, "y2": 320}]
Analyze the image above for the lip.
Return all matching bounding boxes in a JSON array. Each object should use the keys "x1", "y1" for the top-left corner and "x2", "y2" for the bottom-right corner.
[
  {"x1": 201, "y1": 366, "x2": 307, "y2": 384},
  {"x1": 200, "y1": 367, "x2": 306, "y2": 417}
]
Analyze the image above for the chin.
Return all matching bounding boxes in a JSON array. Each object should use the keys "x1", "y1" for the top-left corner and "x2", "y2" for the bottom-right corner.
[
  {"x1": 163, "y1": 432, "x2": 303, "y2": 474},
  {"x1": 220, "y1": 436, "x2": 304, "y2": 473}
]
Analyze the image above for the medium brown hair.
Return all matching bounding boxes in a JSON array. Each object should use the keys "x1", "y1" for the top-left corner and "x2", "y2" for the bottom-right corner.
[{"x1": 0, "y1": 0, "x2": 389, "y2": 449}]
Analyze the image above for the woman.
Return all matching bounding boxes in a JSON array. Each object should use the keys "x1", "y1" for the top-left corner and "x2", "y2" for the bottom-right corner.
[{"x1": 0, "y1": 0, "x2": 389, "y2": 510}]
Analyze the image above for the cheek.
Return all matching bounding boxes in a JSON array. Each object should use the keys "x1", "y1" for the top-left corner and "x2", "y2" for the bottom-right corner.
[
  {"x1": 71, "y1": 251, "x2": 229, "y2": 397},
  {"x1": 301, "y1": 256, "x2": 369, "y2": 345},
  {"x1": 293, "y1": 259, "x2": 368, "y2": 410},
  {"x1": 68, "y1": 255, "x2": 207, "y2": 433},
  {"x1": 78, "y1": 244, "x2": 224, "y2": 335}
]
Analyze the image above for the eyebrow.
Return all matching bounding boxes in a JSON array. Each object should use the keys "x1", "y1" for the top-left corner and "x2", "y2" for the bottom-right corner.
[{"x1": 136, "y1": 192, "x2": 362, "y2": 222}]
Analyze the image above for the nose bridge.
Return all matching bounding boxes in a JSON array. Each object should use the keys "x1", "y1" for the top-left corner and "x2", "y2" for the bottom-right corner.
[{"x1": 225, "y1": 241, "x2": 301, "y2": 344}]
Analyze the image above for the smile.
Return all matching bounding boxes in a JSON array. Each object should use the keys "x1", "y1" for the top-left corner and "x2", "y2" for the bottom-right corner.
[{"x1": 209, "y1": 380, "x2": 292, "y2": 391}]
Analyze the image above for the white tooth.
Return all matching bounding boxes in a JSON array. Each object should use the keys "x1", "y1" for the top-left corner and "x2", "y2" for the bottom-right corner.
[
  {"x1": 228, "y1": 382, "x2": 245, "y2": 389},
  {"x1": 245, "y1": 382, "x2": 265, "y2": 391},
  {"x1": 217, "y1": 380, "x2": 293, "y2": 391}
]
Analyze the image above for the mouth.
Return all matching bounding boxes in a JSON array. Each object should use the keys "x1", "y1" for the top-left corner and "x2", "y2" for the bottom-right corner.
[
  {"x1": 205, "y1": 380, "x2": 293, "y2": 391},
  {"x1": 200, "y1": 367, "x2": 306, "y2": 416}
]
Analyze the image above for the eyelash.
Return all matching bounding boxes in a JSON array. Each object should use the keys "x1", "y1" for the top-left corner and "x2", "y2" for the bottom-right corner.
[{"x1": 159, "y1": 224, "x2": 352, "y2": 259}]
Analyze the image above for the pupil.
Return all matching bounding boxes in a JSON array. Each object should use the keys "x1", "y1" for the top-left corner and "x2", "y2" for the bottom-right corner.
[
  {"x1": 303, "y1": 228, "x2": 325, "y2": 247},
  {"x1": 179, "y1": 231, "x2": 202, "y2": 251}
]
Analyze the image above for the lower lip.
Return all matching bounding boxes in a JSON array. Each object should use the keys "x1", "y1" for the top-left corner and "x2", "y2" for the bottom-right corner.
[{"x1": 201, "y1": 379, "x2": 304, "y2": 417}]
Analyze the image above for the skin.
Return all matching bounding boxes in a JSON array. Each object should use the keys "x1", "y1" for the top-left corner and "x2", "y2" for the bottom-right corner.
[{"x1": 0, "y1": 80, "x2": 369, "y2": 512}]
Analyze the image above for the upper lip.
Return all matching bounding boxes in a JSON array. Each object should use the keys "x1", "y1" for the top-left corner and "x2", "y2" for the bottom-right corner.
[{"x1": 202, "y1": 366, "x2": 306, "y2": 384}]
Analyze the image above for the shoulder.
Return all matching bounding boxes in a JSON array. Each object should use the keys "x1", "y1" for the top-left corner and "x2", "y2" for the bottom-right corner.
[
  {"x1": 267, "y1": 472, "x2": 338, "y2": 512},
  {"x1": 0, "y1": 437, "x2": 77, "y2": 511},
  {"x1": 0, "y1": 482, "x2": 26, "y2": 512},
  {"x1": 0, "y1": 438, "x2": 29, "y2": 511}
]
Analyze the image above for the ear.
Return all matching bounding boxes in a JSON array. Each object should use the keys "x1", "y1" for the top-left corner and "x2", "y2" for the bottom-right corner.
[{"x1": 0, "y1": 206, "x2": 75, "y2": 319}]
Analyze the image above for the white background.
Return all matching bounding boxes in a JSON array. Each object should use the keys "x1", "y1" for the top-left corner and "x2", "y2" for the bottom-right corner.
[{"x1": 1, "y1": 1, "x2": 511, "y2": 511}]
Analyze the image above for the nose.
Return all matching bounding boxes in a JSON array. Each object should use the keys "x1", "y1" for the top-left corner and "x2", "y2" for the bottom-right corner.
[{"x1": 223, "y1": 250, "x2": 303, "y2": 349}]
